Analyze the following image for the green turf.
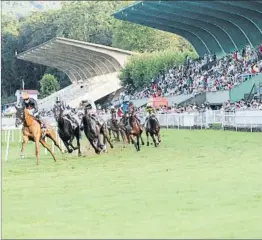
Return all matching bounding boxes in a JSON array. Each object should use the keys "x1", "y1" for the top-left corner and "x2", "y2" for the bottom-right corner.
[{"x1": 2, "y1": 129, "x2": 262, "y2": 239}]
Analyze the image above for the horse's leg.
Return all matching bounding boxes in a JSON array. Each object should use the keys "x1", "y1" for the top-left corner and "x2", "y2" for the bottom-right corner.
[
  {"x1": 140, "y1": 131, "x2": 145, "y2": 145},
  {"x1": 112, "y1": 130, "x2": 117, "y2": 140},
  {"x1": 63, "y1": 139, "x2": 73, "y2": 153},
  {"x1": 102, "y1": 127, "x2": 114, "y2": 149},
  {"x1": 40, "y1": 139, "x2": 57, "y2": 162},
  {"x1": 89, "y1": 138, "x2": 101, "y2": 154},
  {"x1": 108, "y1": 128, "x2": 112, "y2": 139},
  {"x1": 76, "y1": 135, "x2": 82, "y2": 156},
  {"x1": 46, "y1": 131, "x2": 63, "y2": 153},
  {"x1": 116, "y1": 130, "x2": 120, "y2": 141},
  {"x1": 20, "y1": 135, "x2": 29, "y2": 159},
  {"x1": 157, "y1": 129, "x2": 161, "y2": 143},
  {"x1": 146, "y1": 130, "x2": 150, "y2": 146},
  {"x1": 136, "y1": 134, "x2": 140, "y2": 151},
  {"x1": 68, "y1": 134, "x2": 78, "y2": 150},
  {"x1": 34, "y1": 139, "x2": 40, "y2": 165},
  {"x1": 150, "y1": 132, "x2": 157, "y2": 147},
  {"x1": 129, "y1": 134, "x2": 138, "y2": 151}
]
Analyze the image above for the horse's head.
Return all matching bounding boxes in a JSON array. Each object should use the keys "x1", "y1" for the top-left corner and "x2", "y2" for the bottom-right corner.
[
  {"x1": 15, "y1": 105, "x2": 24, "y2": 127},
  {"x1": 53, "y1": 105, "x2": 64, "y2": 121}
]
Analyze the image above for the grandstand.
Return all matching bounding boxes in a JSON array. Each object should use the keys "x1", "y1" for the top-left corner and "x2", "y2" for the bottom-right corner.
[
  {"x1": 16, "y1": 37, "x2": 136, "y2": 110},
  {"x1": 113, "y1": 1, "x2": 262, "y2": 106}
]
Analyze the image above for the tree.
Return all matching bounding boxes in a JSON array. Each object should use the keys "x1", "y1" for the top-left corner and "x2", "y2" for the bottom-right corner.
[
  {"x1": 40, "y1": 74, "x2": 60, "y2": 97},
  {"x1": 119, "y1": 50, "x2": 197, "y2": 90},
  {"x1": 112, "y1": 20, "x2": 194, "y2": 53},
  {"x1": 1, "y1": 1, "x2": 195, "y2": 103}
]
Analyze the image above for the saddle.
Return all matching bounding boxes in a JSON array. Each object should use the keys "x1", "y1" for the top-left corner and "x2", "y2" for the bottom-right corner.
[{"x1": 63, "y1": 115, "x2": 78, "y2": 130}]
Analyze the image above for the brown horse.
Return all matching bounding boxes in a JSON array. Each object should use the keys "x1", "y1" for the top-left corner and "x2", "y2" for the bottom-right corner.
[
  {"x1": 15, "y1": 106, "x2": 63, "y2": 165},
  {"x1": 125, "y1": 104, "x2": 145, "y2": 151}
]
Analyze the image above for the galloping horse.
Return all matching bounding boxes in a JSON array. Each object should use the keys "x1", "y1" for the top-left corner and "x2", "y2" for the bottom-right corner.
[
  {"x1": 15, "y1": 106, "x2": 63, "y2": 165},
  {"x1": 82, "y1": 112, "x2": 113, "y2": 154},
  {"x1": 53, "y1": 106, "x2": 82, "y2": 156},
  {"x1": 125, "y1": 103, "x2": 144, "y2": 151},
  {"x1": 107, "y1": 118, "x2": 128, "y2": 144},
  {"x1": 145, "y1": 115, "x2": 161, "y2": 147}
]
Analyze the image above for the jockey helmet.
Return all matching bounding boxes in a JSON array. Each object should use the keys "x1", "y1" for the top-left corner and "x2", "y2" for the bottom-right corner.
[
  {"x1": 22, "y1": 92, "x2": 29, "y2": 100},
  {"x1": 56, "y1": 97, "x2": 60, "y2": 102},
  {"x1": 147, "y1": 103, "x2": 152, "y2": 107},
  {"x1": 111, "y1": 105, "x2": 115, "y2": 110}
]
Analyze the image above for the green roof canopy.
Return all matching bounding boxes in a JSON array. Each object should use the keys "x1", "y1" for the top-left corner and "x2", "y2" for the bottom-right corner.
[{"x1": 113, "y1": 1, "x2": 262, "y2": 57}]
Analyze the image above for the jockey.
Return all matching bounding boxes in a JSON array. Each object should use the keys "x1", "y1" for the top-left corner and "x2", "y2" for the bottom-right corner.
[
  {"x1": 144, "y1": 103, "x2": 158, "y2": 129},
  {"x1": 85, "y1": 101, "x2": 103, "y2": 127},
  {"x1": 110, "y1": 105, "x2": 117, "y2": 121},
  {"x1": 53, "y1": 97, "x2": 79, "y2": 129},
  {"x1": 120, "y1": 94, "x2": 130, "y2": 127},
  {"x1": 21, "y1": 92, "x2": 46, "y2": 138},
  {"x1": 53, "y1": 96, "x2": 66, "y2": 112}
]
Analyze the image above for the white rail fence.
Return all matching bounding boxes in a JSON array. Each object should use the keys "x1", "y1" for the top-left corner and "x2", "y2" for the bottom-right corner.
[
  {"x1": 2, "y1": 111, "x2": 262, "y2": 161},
  {"x1": 2, "y1": 110, "x2": 262, "y2": 130}
]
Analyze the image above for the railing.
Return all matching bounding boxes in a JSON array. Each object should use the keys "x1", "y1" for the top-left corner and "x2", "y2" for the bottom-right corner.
[{"x1": 2, "y1": 110, "x2": 262, "y2": 130}]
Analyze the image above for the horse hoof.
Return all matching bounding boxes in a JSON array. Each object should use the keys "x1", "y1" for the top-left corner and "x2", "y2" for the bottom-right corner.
[
  {"x1": 142, "y1": 142, "x2": 145, "y2": 146},
  {"x1": 68, "y1": 149, "x2": 73, "y2": 154},
  {"x1": 95, "y1": 150, "x2": 100, "y2": 154},
  {"x1": 78, "y1": 153, "x2": 82, "y2": 157},
  {"x1": 20, "y1": 155, "x2": 25, "y2": 159},
  {"x1": 110, "y1": 145, "x2": 114, "y2": 149},
  {"x1": 147, "y1": 142, "x2": 149, "y2": 146}
]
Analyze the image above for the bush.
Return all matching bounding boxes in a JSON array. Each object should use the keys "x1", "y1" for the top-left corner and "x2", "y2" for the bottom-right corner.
[{"x1": 120, "y1": 50, "x2": 197, "y2": 90}]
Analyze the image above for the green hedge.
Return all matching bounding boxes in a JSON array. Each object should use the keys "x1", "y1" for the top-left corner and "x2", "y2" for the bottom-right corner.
[{"x1": 120, "y1": 50, "x2": 197, "y2": 90}]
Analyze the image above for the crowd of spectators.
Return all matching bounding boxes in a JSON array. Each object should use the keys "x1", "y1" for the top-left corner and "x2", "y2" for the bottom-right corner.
[{"x1": 127, "y1": 44, "x2": 262, "y2": 100}]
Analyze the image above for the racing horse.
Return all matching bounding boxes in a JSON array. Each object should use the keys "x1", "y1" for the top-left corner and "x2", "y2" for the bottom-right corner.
[
  {"x1": 107, "y1": 118, "x2": 128, "y2": 144},
  {"x1": 53, "y1": 105, "x2": 82, "y2": 156},
  {"x1": 145, "y1": 115, "x2": 161, "y2": 147},
  {"x1": 82, "y1": 112, "x2": 113, "y2": 154},
  {"x1": 15, "y1": 106, "x2": 63, "y2": 165},
  {"x1": 124, "y1": 103, "x2": 144, "y2": 151}
]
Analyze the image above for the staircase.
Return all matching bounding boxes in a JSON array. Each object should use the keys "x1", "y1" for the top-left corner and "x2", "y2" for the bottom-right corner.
[
  {"x1": 38, "y1": 72, "x2": 122, "y2": 110},
  {"x1": 230, "y1": 73, "x2": 262, "y2": 102}
]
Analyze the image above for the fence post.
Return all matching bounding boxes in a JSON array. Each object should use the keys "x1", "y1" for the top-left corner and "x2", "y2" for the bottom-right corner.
[
  {"x1": 5, "y1": 130, "x2": 11, "y2": 162},
  {"x1": 11, "y1": 129, "x2": 14, "y2": 142}
]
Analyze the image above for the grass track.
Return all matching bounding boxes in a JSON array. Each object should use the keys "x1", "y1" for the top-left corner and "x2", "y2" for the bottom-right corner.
[{"x1": 2, "y1": 129, "x2": 262, "y2": 239}]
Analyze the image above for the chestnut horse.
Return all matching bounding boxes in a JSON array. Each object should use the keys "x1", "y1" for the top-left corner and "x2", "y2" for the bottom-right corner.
[{"x1": 15, "y1": 106, "x2": 63, "y2": 165}]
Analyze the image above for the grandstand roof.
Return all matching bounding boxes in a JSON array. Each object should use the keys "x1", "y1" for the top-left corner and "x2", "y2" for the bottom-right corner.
[
  {"x1": 113, "y1": 1, "x2": 262, "y2": 57},
  {"x1": 16, "y1": 37, "x2": 135, "y2": 83}
]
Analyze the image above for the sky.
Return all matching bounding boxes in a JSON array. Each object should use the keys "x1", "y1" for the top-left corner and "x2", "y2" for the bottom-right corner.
[{"x1": 2, "y1": 1, "x2": 62, "y2": 19}]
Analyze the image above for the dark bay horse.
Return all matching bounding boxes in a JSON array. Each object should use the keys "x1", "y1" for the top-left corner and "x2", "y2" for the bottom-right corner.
[
  {"x1": 82, "y1": 113, "x2": 113, "y2": 154},
  {"x1": 53, "y1": 106, "x2": 82, "y2": 156},
  {"x1": 145, "y1": 116, "x2": 161, "y2": 147},
  {"x1": 15, "y1": 106, "x2": 63, "y2": 165}
]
